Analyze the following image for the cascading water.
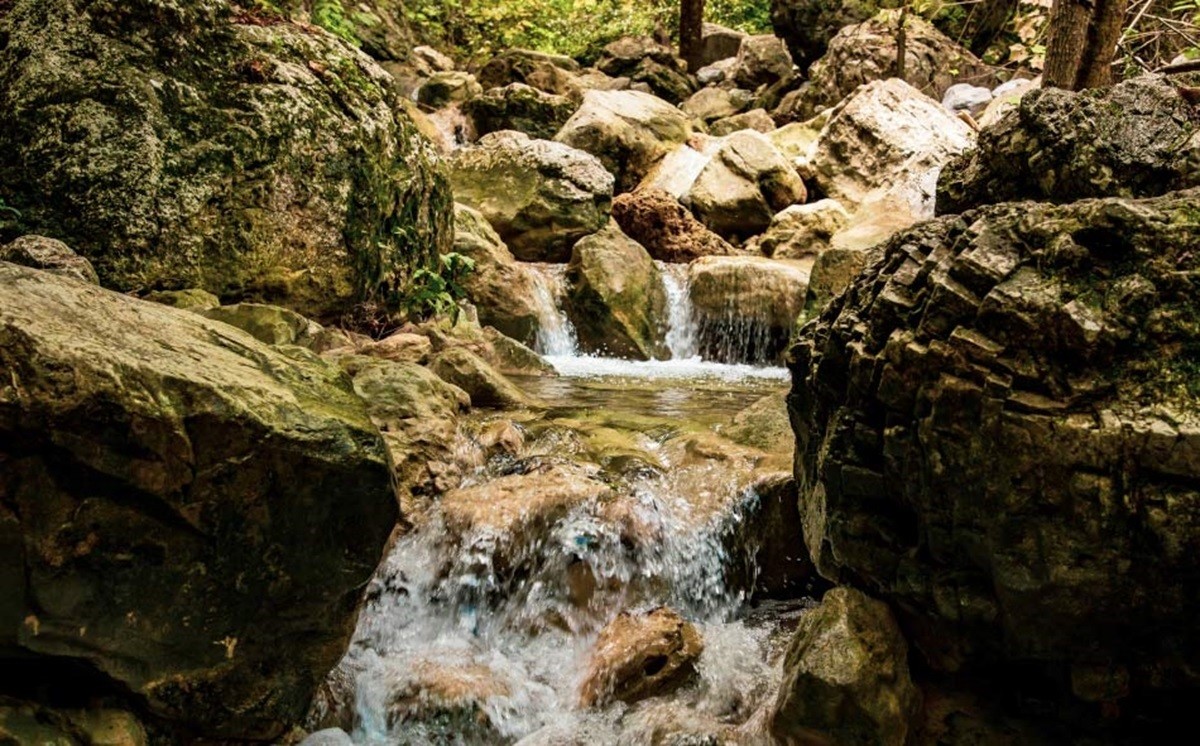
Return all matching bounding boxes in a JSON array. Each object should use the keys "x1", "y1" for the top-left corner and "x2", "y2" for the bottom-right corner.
[
  {"x1": 658, "y1": 262, "x2": 700, "y2": 361},
  {"x1": 529, "y1": 263, "x2": 579, "y2": 358}
]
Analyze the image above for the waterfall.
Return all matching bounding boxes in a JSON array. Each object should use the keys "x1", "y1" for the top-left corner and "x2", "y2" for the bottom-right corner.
[
  {"x1": 658, "y1": 262, "x2": 699, "y2": 360},
  {"x1": 528, "y1": 263, "x2": 580, "y2": 357}
]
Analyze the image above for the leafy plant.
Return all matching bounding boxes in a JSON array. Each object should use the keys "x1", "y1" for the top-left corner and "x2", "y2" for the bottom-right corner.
[
  {"x1": 0, "y1": 198, "x2": 19, "y2": 220},
  {"x1": 399, "y1": 252, "x2": 476, "y2": 322}
]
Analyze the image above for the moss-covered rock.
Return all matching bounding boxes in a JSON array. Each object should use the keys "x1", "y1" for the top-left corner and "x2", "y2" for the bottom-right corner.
[
  {"x1": 464, "y1": 83, "x2": 579, "y2": 141},
  {"x1": 0, "y1": 263, "x2": 397, "y2": 740},
  {"x1": 0, "y1": 0, "x2": 452, "y2": 319},
  {"x1": 0, "y1": 235, "x2": 98, "y2": 285},
  {"x1": 202, "y1": 302, "x2": 324, "y2": 347}
]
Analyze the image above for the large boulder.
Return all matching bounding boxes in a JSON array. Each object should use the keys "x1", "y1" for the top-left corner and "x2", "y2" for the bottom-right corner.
[
  {"x1": 937, "y1": 75, "x2": 1200, "y2": 214},
  {"x1": 611, "y1": 188, "x2": 735, "y2": 263},
  {"x1": 566, "y1": 223, "x2": 669, "y2": 360},
  {"x1": 685, "y1": 130, "x2": 807, "y2": 241},
  {"x1": 0, "y1": 0, "x2": 452, "y2": 319},
  {"x1": 451, "y1": 204, "x2": 545, "y2": 346},
  {"x1": 681, "y1": 87, "x2": 754, "y2": 124},
  {"x1": 700, "y1": 23, "x2": 747, "y2": 66},
  {"x1": 555, "y1": 90, "x2": 693, "y2": 194},
  {"x1": 595, "y1": 36, "x2": 694, "y2": 105},
  {"x1": 731, "y1": 35, "x2": 794, "y2": 90},
  {"x1": 788, "y1": 190, "x2": 1200, "y2": 717},
  {"x1": 416, "y1": 70, "x2": 483, "y2": 108},
  {"x1": 770, "y1": 0, "x2": 902, "y2": 69},
  {"x1": 0, "y1": 264, "x2": 397, "y2": 740},
  {"x1": 464, "y1": 83, "x2": 578, "y2": 141},
  {"x1": 770, "y1": 588, "x2": 920, "y2": 745},
  {"x1": 477, "y1": 48, "x2": 582, "y2": 96},
  {"x1": 0, "y1": 235, "x2": 98, "y2": 285},
  {"x1": 793, "y1": 10, "x2": 997, "y2": 122},
  {"x1": 202, "y1": 303, "x2": 323, "y2": 347},
  {"x1": 758, "y1": 199, "x2": 851, "y2": 259},
  {"x1": 688, "y1": 256, "x2": 810, "y2": 364},
  {"x1": 578, "y1": 607, "x2": 704, "y2": 707},
  {"x1": 448, "y1": 131, "x2": 613, "y2": 262}
]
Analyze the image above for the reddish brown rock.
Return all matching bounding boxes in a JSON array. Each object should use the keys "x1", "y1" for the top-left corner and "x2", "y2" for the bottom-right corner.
[{"x1": 611, "y1": 188, "x2": 735, "y2": 263}]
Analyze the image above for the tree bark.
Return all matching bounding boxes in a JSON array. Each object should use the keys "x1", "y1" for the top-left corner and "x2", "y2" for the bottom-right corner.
[
  {"x1": 679, "y1": 0, "x2": 705, "y2": 73},
  {"x1": 1043, "y1": 0, "x2": 1129, "y2": 90}
]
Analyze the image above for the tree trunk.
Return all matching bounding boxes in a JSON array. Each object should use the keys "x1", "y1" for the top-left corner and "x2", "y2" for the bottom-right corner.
[
  {"x1": 679, "y1": 0, "x2": 705, "y2": 73},
  {"x1": 1043, "y1": 0, "x2": 1128, "y2": 90}
]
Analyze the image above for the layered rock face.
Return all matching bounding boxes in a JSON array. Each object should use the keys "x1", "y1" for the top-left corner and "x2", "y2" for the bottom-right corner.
[
  {"x1": 0, "y1": 0, "x2": 452, "y2": 319},
  {"x1": 0, "y1": 265, "x2": 398, "y2": 739},
  {"x1": 788, "y1": 190, "x2": 1200, "y2": 711}
]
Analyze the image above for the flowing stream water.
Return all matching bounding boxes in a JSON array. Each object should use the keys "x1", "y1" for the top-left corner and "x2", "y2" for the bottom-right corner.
[{"x1": 316, "y1": 262, "x2": 805, "y2": 744}]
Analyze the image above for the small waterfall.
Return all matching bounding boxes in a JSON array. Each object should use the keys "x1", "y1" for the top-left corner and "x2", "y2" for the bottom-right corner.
[
  {"x1": 528, "y1": 263, "x2": 580, "y2": 357},
  {"x1": 658, "y1": 262, "x2": 699, "y2": 360},
  {"x1": 697, "y1": 313, "x2": 781, "y2": 366}
]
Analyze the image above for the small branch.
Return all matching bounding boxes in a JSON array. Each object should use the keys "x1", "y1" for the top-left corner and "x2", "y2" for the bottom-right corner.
[{"x1": 1157, "y1": 59, "x2": 1200, "y2": 75}]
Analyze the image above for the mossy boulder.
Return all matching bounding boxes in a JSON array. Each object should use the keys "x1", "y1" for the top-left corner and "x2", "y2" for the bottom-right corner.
[
  {"x1": 464, "y1": 83, "x2": 579, "y2": 141},
  {"x1": 202, "y1": 303, "x2": 323, "y2": 347},
  {"x1": 0, "y1": 0, "x2": 452, "y2": 319},
  {"x1": 0, "y1": 263, "x2": 397, "y2": 740}
]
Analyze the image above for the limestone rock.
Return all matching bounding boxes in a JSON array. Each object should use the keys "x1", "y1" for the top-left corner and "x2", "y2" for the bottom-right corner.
[
  {"x1": 478, "y1": 49, "x2": 582, "y2": 95},
  {"x1": 937, "y1": 75, "x2": 1200, "y2": 214},
  {"x1": 595, "y1": 37, "x2": 694, "y2": 104},
  {"x1": 579, "y1": 607, "x2": 704, "y2": 707},
  {"x1": 416, "y1": 70, "x2": 482, "y2": 108},
  {"x1": 142, "y1": 288, "x2": 221, "y2": 311},
  {"x1": 700, "y1": 23, "x2": 747, "y2": 66},
  {"x1": 448, "y1": 131, "x2": 613, "y2": 262},
  {"x1": 464, "y1": 83, "x2": 578, "y2": 141},
  {"x1": 611, "y1": 188, "x2": 735, "y2": 263},
  {"x1": 565, "y1": 223, "x2": 669, "y2": 360},
  {"x1": 795, "y1": 10, "x2": 997, "y2": 121},
  {"x1": 299, "y1": 728, "x2": 353, "y2": 746},
  {"x1": 555, "y1": 90, "x2": 693, "y2": 193},
  {"x1": 358, "y1": 332, "x2": 434, "y2": 365},
  {"x1": 429, "y1": 347, "x2": 532, "y2": 409},
  {"x1": 732, "y1": 35, "x2": 794, "y2": 90},
  {"x1": 0, "y1": 264, "x2": 396, "y2": 740},
  {"x1": 688, "y1": 256, "x2": 810, "y2": 364},
  {"x1": 709, "y1": 108, "x2": 776, "y2": 136},
  {"x1": 202, "y1": 303, "x2": 323, "y2": 347},
  {"x1": 770, "y1": 0, "x2": 903, "y2": 68},
  {"x1": 382, "y1": 659, "x2": 513, "y2": 741},
  {"x1": 976, "y1": 76, "x2": 1039, "y2": 129},
  {"x1": 452, "y1": 203, "x2": 545, "y2": 345},
  {"x1": 686, "y1": 130, "x2": 807, "y2": 241},
  {"x1": 758, "y1": 199, "x2": 851, "y2": 259},
  {"x1": 788, "y1": 190, "x2": 1200, "y2": 714},
  {"x1": 0, "y1": 0, "x2": 452, "y2": 319},
  {"x1": 942, "y1": 83, "x2": 992, "y2": 116},
  {"x1": 681, "y1": 87, "x2": 754, "y2": 124},
  {"x1": 770, "y1": 588, "x2": 920, "y2": 746},
  {"x1": 799, "y1": 246, "x2": 873, "y2": 322},
  {"x1": 0, "y1": 235, "x2": 98, "y2": 284}
]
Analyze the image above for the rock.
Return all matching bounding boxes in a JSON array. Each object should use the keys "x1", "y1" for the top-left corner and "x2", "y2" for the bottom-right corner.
[
  {"x1": 758, "y1": 199, "x2": 851, "y2": 259},
  {"x1": 0, "y1": 264, "x2": 397, "y2": 740},
  {"x1": 701, "y1": 24, "x2": 747, "y2": 66},
  {"x1": 299, "y1": 728, "x2": 354, "y2": 746},
  {"x1": 611, "y1": 188, "x2": 735, "y2": 263},
  {"x1": 681, "y1": 87, "x2": 754, "y2": 124},
  {"x1": 429, "y1": 347, "x2": 532, "y2": 409},
  {"x1": 476, "y1": 419, "x2": 525, "y2": 459},
  {"x1": 380, "y1": 659, "x2": 513, "y2": 742},
  {"x1": 481, "y1": 326, "x2": 558, "y2": 377},
  {"x1": 976, "y1": 76, "x2": 1039, "y2": 129},
  {"x1": 688, "y1": 256, "x2": 810, "y2": 363},
  {"x1": 358, "y1": 332, "x2": 434, "y2": 365},
  {"x1": 565, "y1": 223, "x2": 669, "y2": 360},
  {"x1": 807, "y1": 78, "x2": 975, "y2": 217},
  {"x1": 202, "y1": 303, "x2": 323, "y2": 347},
  {"x1": 411, "y1": 46, "x2": 456, "y2": 75},
  {"x1": 0, "y1": 703, "x2": 147, "y2": 746},
  {"x1": 685, "y1": 130, "x2": 807, "y2": 241},
  {"x1": 770, "y1": 0, "x2": 903, "y2": 69},
  {"x1": 477, "y1": 48, "x2": 582, "y2": 96},
  {"x1": 732, "y1": 35, "x2": 794, "y2": 90},
  {"x1": 770, "y1": 588, "x2": 920, "y2": 746},
  {"x1": 578, "y1": 607, "x2": 704, "y2": 707},
  {"x1": 709, "y1": 108, "x2": 776, "y2": 136},
  {"x1": 787, "y1": 190, "x2": 1200, "y2": 717},
  {"x1": 937, "y1": 75, "x2": 1200, "y2": 214},
  {"x1": 142, "y1": 288, "x2": 221, "y2": 311},
  {"x1": 464, "y1": 83, "x2": 578, "y2": 141},
  {"x1": 744, "y1": 473, "x2": 813, "y2": 598},
  {"x1": 942, "y1": 83, "x2": 993, "y2": 116},
  {"x1": 795, "y1": 10, "x2": 997, "y2": 121},
  {"x1": 416, "y1": 70, "x2": 482, "y2": 108},
  {"x1": 0, "y1": 235, "x2": 98, "y2": 284},
  {"x1": 448, "y1": 131, "x2": 613, "y2": 262},
  {"x1": 555, "y1": 89, "x2": 693, "y2": 193},
  {"x1": 451, "y1": 203, "x2": 545, "y2": 345},
  {"x1": 799, "y1": 246, "x2": 873, "y2": 322},
  {"x1": 696, "y1": 58, "x2": 736, "y2": 86},
  {"x1": 769, "y1": 119, "x2": 825, "y2": 162},
  {"x1": 595, "y1": 36, "x2": 694, "y2": 104},
  {"x1": 0, "y1": 0, "x2": 452, "y2": 319}
]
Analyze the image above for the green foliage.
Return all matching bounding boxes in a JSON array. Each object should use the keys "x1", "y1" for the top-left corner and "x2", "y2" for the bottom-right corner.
[
  {"x1": 0, "y1": 198, "x2": 19, "y2": 220},
  {"x1": 400, "y1": 252, "x2": 476, "y2": 321},
  {"x1": 253, "y1": 0, "x2": 359, "y2": 44}
]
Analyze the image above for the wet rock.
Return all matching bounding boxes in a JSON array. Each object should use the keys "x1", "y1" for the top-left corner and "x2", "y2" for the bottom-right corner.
[
  {"x1": 464, "y1": 83, "x2": 578, "y2": 141},
  {"x1": 938, "y1": 75, "x2": 1200, "y2": 214},
  {"x1": 579, "y1": 607, "x2": 704, "y2": 707},
  {"x1": 555, "y1": 89, "x2": 694, "y2": 193},
  {"x1": 770, "y1": 0, "x2": 903, "y2": 68},
  {"x1": 788, "y1": 190, "x2": 1200, "y2": 715},
  {"x1": 452, "y1": 203, "x2": 545, "y2": 345},
  {"x1": 381, "y1": 659, "x2": 512, "y2": 742},
  {"x1": 942, "y1": 83, "x2": 992, "y2": 116},
  {"x1": 476, "y1": 419, "x2": 526, "y2": 459},
  {"x1": 611, "y1": 188, "x2": 735, "y2": 263},
  {"x1": 201, "y1": 303, "x2": 323, "y2": 347},
  {"x1": 478, "y1": 48, "x2": 582, "y2": 95},
  {"x1": 744, "y1": 473, "x2": 813, "y2": 598},
  {"x1": 709, "y1": 108, "x2": 776, "y2": 136},
  {"x1": 681, "y1": 87, "x2": 754, "y2": 124},
  {"x1": 807, "y1": 78, "x2": 974, "y2": 216},
  {"x1": 758, "y1": 199, "x2": 851, "y2": 259},
  {"x1": 0, "y1": 235, "x2": 98, "y2": 284},
  {"x1": 481, "y1": 327, "x2": 558, "y2": 377},
  {"x1": 0, "y1": 0, "x2": 451, "y2": 319},
  {"x1": 142, "y1": 288, "x2": 221, "y2": 311},
  {"x1": 732, "y1": 35, "x2": 794, "y2": 90},
  {"x1": 727, "y1": 392, "x2": 793, "y2": 453},
  {"x1": 795, "y1": 10, "x2": 997, "y2": 121},
  {"x1": 596, "y1": 37, "x2": 694, "y2": 104},
  {"x1": 358, "y1": 331, "x2": 434, "y2": 365},
  {"x1": 448, "y1": 131, "x2": 613, "y2": 262},
  {"x1": 0, "y1": 265, "x2": 397, "y2": 740},
  {"x1": 566, "y1": 222, "x2": 669, "y2": 360},
  {"x1": 0, "y1": 703, "x2": 147, "y2": 746},
  {"x1": 299, "y1": 728, "x2": 353, "y2": 746},
  {"x1": 688, "y1": 256, "x2": 810, "y2": 363},
  {"x1": 701, "y1": 23, "x2": 747, "y2": 67},
  {"x1": 429, "y1": 347, "x2": 532, "y2": 409},
  {"x1": 686, "y1": 131, "x2": 807, "y2": 241},
  {"x1": 770, "y1": 588, "x2": 920, "y2": 746},
  {"x1": 416, "y1": 70, "x2": 482, "y2": 108}
]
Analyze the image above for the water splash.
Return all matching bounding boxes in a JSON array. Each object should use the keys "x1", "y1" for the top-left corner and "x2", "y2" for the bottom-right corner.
[
  {"x1": 658, "y1": 262, "x2": 699, "y2": 361},
  {"x1": 528, "y1": 263, "x2": 580, "y2": 357}
]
